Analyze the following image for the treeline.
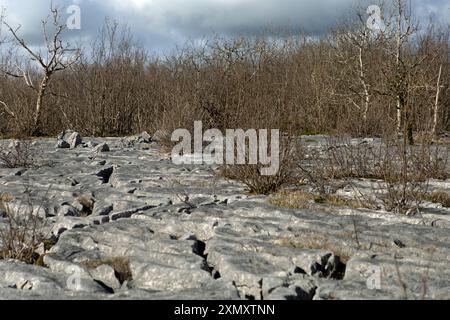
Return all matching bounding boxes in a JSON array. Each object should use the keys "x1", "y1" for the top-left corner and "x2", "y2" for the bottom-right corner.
[{"x1": 0, "y1": 2, "x2": 449, "y2": 140}]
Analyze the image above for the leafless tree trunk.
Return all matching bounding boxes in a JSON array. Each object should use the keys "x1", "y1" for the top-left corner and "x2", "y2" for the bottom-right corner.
[
  {"x1": 358, "y1": 45, "x2": 371, "y2": 127},
  {"x1": 395, "y1": 0, "x2": 403, "y2": 133},
  {"x1": 0, "y1": 7, "x2": 13, "y2": 119},
  {"x1": 432, "y1": 64, "x2": 443, "y2": 137},
  {"x1": 331, "y1": 10, "x2": 374, "y2": 135},
  {"x1": 1, "y1": 6, "x2": 80, "y2": 135}
]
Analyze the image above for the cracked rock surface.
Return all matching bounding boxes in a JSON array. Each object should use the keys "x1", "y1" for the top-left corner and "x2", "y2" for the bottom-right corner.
[{"x1": 0, "y1": 136, "x2": 449, "y2": 300}]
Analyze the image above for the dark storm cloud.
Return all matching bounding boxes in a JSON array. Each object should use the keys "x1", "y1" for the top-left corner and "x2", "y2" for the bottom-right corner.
[{"x1": 1, "y1": 0, "x2": 448, "y2": 53}]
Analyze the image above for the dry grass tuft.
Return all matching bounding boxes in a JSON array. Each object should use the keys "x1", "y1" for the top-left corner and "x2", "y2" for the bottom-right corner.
[
  {"x1": 82, "y1": 257, "x2": 133, "y2": 284},
  {"x1": 0, "y1": 193, "x2": 14, "y2": 202},
  {"x1": 418, "y1": 191, "x2": 450, "y2": 208},
  {"x1": 268, "y1": 190, "x2": 375, "y2": 210},
  {"x1": 0, "y1": 200, "x2": 47, "y2": 265},
  {"x1": 77, "y1": 196, "x2": 95, "y2": 216}
]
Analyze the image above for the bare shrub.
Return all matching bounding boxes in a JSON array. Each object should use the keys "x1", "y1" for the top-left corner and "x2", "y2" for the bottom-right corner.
[
  {"x1": 220, "y1": 137, "x2": 300, "y2": 195},
  {"x1": 322, "y1": 138, "x2": 384, "y2": 180},
  {"x1": 321, "y1": 136, "x2": 448, "y2": 182},
  {"x1": 380, "y1": 178, "x2": 426, "y2": 215},
  {"x1": 373, "y1": 141, "x2": 430, "y2": 215},
  {"x1": 0, "y1": 139, "x2": 35, "y2": 168},
  {"x1": 296, "y1": 138, "x2": 372, "y2": 195},
  {"x1": 409, "y1": 143, "x2": 449, "y2": 180},
  {"x1": 0, "y1": 198, "x2": 47, "y2": 264},
  {"x1": 295, "y1": 135, "x2": 447, "y2": 215},
  {"x1": 297, "y1": 146, "x2": 333, "y2": 195}
]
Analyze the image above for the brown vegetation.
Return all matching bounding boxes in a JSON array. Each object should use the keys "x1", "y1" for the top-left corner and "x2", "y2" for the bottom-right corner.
[
  {"x1": 0, "y1": 198, "x2": 47, "y2": 264},
  {"x1": 82, "y1": 257, "x2": 133, "y2": 284},
  {"x1": 0, "y1": 139, "x2": 35, "y2": 168},
  {"x1": 0, "y1": 2, "x2": 448, "y2": 139},
  {"x1": 268, "y1": 189, "x2": 376, "y2": 210}
]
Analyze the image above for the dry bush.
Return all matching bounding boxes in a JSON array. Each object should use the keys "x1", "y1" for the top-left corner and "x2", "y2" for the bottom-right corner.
[
  {"x1": 297, "y1": 147, "x2": 333, "y2": 195},
  {"x1": 0, "y1": 198, "x2": 47, "y2": 264},
  {"x1": 322, "y1": 138, "x2": 384, "y2": 180},
  {"x1": 409, "y1": 143, "x2": 449, "y2": 180},
  {"x1": 220, "y1": 137, "x2": 300, "y2": 195},
  {"x1": 296, "y1": 138, "x2": 373, "y2": 195},
  {"x1": 268, "y1": 190, "x2": 317, "y2": 209},
  {"x1": 374, "y1": 141, "x2": 430, "y2": 215},
  {"x1": 380, "y1": 179, "x2": 426, "y2": 215},
  {"x1": 320, "y1": 137, "x2": 448, "y2": 183},
  {"x1": 221, "y1": 163, "x2": 293, "y2": 195},
  {"x1": 0, "y1": 139, "x2": 35, "y2": 168},
  {"x1": 295, "y1": 135, "x2": 448, "y2": 215}
]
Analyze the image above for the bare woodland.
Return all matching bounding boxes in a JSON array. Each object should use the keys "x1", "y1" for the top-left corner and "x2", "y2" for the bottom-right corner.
[{"x1": 0, "y1": 1, "x2": 447, "y2": 141}]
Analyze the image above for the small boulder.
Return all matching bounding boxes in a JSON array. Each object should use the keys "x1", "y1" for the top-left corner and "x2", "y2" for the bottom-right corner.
[
  {"x1": 137, "y1": 131, "x2": 152, "y2": 144},
  {"x1": 89, "y1": 264, "x2": 121, "y2": 291},
  {"x1": 68, "y1": 132, "x2": 82, "y2": 149},
  {"x1": 92, "y1": 202, "x2": 114, "y2": 216},
  {"x1": 94, "y1": 143, "x2": 110, "y2": 153},
  {"x1": 57, "y1": 130, "x2": 70, "y2": 140},
  {"x1": 57, "y1": 205, "x2": 80, "y2": 217},
  {"x1": 85, "y1": 141, "x2": 99, "y2": 148},
  {"x1": 56, "y1": 130, "x2": 83, "y2": 149},
  {"x1": 56, "y1": 140, "x2": 70, "y2": 149},
  {"x1": 151, "y1": 130, "x2": 170, "y2": 143}
]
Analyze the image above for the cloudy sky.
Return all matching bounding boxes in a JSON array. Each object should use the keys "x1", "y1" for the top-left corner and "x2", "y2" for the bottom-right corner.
[{"x1": 0, "y1": 0, "x2": 449, "y2": 53}]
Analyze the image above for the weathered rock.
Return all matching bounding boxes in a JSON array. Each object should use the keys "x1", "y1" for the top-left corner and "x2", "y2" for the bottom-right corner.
[
  {"x1": 95, "y1": 166, "x2": 114, "y2": 184},
  {"x1": 151, "y1": 130, "x2": 170, "y2": 143},
  {"x1": 94, "y1": 143, "x2": 110, "y2": 153},
  {"x1": 1, "y1": 136, "x2": 449, "y2": 300},
  {"x1": 89, "y1": 264, "x2": 121, "y2": 291},
  {"x1": 137, "y1": 131, "x2": 152, "y2": 144},
  {"x1": 0, "y1": 259, "x2": 107, "y2": 297},
  {"x1": 57, "y1": 205, "x2": 80, "y2": 217},
  {"x1": 85, "y1": 141, "x2": 99, "y2": 148},
  {"x1": 68, "y1": 132, "x2": 82, "y2": 149},
  {"x1": 51, "y1": 216, "x2": 89, "y2": 236},
  {"x1": 92, "y1": 201, "x2": 113, "y2": 216},
  {"x1": 56, "y1": 140, "x2": 70, "y2": 149},
  {"x1": 57, "y1": 130, "x2": 74, "y2": 141},
  {"x1": 56, "y1": 130, "x2": 82, "y2": 149}
]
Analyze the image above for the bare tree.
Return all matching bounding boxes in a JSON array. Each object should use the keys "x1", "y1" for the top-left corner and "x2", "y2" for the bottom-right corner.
[
  {"x1": 0, "y1": 7, "x2": 16, "y2": 120},
  {"x1": 382, "y1": 0, "x2": 422, "y2": 143},
  {"x1": 0, "y1": 7, "x2": 6, "y2": 47},
  {"x1": 1, "y1": 6, "x2": 80, "y2": 135},
  {"x1": 432, "y1": 64, "x2": 443, "y2": 137},
  {"x1": 331, "y1": 9, "x2": 377, "y2": 135}
]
